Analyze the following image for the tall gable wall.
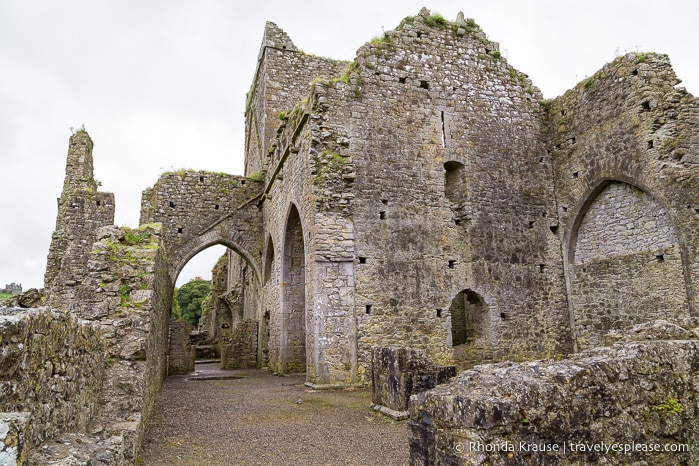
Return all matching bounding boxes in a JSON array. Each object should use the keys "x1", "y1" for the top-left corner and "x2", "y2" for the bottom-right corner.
[{"x1": 547, "y1": 53, "x2": 699, "y2": 349}]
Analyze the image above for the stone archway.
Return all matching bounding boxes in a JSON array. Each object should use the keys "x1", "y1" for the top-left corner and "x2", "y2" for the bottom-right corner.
[
  {"x1": 566, "y1": 180, "x2": 691, "y2": 349},
  {"x1": 139, "y1": 171, "x2": 265, "y2": 373}
]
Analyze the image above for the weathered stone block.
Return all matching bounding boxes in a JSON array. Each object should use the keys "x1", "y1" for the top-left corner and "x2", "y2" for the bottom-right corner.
[
  {"x1": 371, "y1": 346, "x2": 455, "y2": 420},
  {"x1": 0, "y1": 412, "x2": 30, "y2": 466},
  {"x1": 408, "y1": 321, "x2": 699, "y2": 465}
]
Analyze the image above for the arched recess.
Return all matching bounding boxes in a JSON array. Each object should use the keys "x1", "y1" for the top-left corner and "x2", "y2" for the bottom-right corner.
[
  {"x1": 259, "y1": 234, "x2": 275, "y2": 368},
  {"x1": 565, "y1": 180, "x2": 691, "y2": 350},
  {"x1": 280, "y1": 204, "x2": 307, "y2": 374},
  {"x1": 444, "y1": 161, "x2": 465, "y2": 206},
  {"x1": 449, "y1": 289, "x2": 493, "y2": 370}
]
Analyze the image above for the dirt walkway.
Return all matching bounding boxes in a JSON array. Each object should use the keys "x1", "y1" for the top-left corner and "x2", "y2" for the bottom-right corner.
[{"x1": 138, "y1": 363, "x2": 410, "y2": 465}]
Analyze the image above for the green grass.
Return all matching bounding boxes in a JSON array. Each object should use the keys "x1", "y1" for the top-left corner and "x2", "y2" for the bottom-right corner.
[
  {"x1": 247, "y1": 170, "x2": 266, "y2": 182},
  {"x1": 424, "y1": 14, "x2": 448, "y2": 28},
  {"x1": 0, "y1": 292, "x2": 12, "y2": 301}
]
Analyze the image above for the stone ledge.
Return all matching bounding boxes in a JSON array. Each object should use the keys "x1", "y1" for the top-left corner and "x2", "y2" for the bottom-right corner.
[{"x1": 370, "y1": 403, "x2": 409, "y2": 421}]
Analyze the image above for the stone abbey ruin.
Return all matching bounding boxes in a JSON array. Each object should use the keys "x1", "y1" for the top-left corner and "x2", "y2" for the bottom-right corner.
[{"x1": 2, "y1": 7, "x2": 698, "y2": 465}]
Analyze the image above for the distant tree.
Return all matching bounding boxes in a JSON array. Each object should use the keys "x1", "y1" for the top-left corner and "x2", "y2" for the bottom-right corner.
[{"x1": 172, "y1": 277, "x2": 212, "y2": 328}]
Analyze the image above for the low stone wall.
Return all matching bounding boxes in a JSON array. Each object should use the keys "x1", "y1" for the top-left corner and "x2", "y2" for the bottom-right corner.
[
  {"x1": 408, "y1": 319, "x2": 699, "y2": 465},
  {"x1": 221, "y1": 319, "x2": 258, "y2": 369},
  {"x1": 169, "y1": 319, "x2": 195, "y2": 375},
  {"x1": 0, "y1": 307, "x2": 106, "y2": 451},
  {"x1": 372, "y1": 347, "x2": 456, "y2": 420}
]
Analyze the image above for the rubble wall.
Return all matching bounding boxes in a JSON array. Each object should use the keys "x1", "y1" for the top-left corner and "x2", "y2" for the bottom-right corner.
[
  {"x1": 408, "y1": 319, "x2": 699, "y2": 466},
  {"x1": 0, "y1": 308, "x2": 106, "y2": 449}
]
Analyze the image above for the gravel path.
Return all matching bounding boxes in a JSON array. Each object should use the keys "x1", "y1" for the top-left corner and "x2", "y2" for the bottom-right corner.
[{"x1": 138, "y1": 363, "x2": 409, "y2": 465}]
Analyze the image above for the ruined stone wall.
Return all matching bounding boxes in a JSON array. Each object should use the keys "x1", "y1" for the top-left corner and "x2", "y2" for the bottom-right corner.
[
  {"x1": 244, "y1": 22, "x2": 348, "y2": 176},
  {"x1": 69, "y1": 224, "x2": 171, "y2": 461},
  {"x1": 408, "y1": 319, "x2": 699, "y2": 465},
  {"x1": 221, "y1": 319, "x2": 258, "y2": 369},
  {"x1": 0, "y1": 307, "x2": 106, "y2": 450},
  {"x1": 547, "y1": 52, "x2": 699, "y2": 349},
  {"x1": 168, "y1": 319, "x2": 195, "y2": 375}
]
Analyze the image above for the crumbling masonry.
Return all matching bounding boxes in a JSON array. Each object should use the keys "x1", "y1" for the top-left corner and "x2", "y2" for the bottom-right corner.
[{"x1": 1, "y1": 7, "x2": 698, "y2": 464}]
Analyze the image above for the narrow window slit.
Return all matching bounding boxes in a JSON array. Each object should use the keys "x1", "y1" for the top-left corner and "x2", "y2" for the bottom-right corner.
[
  {"x1": 358, "y1": 257, "x2": 367, "y2": 264},
  {"x1": 440, "y1": 111, "x2": 446, "y2": 148},
  {"x1": 365, "y1": 305, "x2": 372, "y2": 314},
  {"x1": 436, "y1": 309, "x2": 443, "y2": 317},
  {"x1": 379, "y1": 211, "x2": 386, "y2": 219},
  {"x1": 448, "y1": 260, "x2": 456, "y2": 269}
]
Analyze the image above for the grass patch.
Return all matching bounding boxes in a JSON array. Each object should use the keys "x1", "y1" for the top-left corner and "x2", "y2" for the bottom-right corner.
[
  {"x1": 123, "y1": 228, "x2": 152, "y2": 246},
  {"x1": 0, "y1": 292, "x2": 12, "y2": 301},
  {"x1": 119, "y1": 284, "x2": 131, "y2": 304},
  {"x1": 424, "y1": 13, "x2": 448, "y2": 28},
  {"x1": 540, "y1": 99, "x2": 554, "y2": 113},
  {"x1": 247, "y1": 170, "x2": 266, "y2": 182}
]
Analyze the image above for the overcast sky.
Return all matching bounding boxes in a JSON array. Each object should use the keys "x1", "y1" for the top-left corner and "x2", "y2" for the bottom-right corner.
[{"x1": 1, "y1": 0, "x2": 697, "y2": 290}]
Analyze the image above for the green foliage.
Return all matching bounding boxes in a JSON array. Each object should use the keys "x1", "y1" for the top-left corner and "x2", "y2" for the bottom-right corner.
[
  {"x1": 327, "y1": 151, "x2": 345, "y2": 171},
  {"x1": 340, "y1": 60, "x2": 360, "y2": 83},
  {"x1": 0, "y1": 292, "x2": 11, "y2": 301},
  {"x1": 654, "y1": 397, "x2": 683, "y2": 414},
  {"x1": 172, "y1": 278, "x2": 212, "y2": 328},
  {"x1": 396, "y1": 15, "x2": 414, "y2": 30},
  {"x1": 465, "y1": 18, "x2": 478, "y2": 29},
  {"x1": 491, "y1": 50, "x2": 501, "y2": 60},
  {"x1": 424, "y1": 14, "x2": 448, "y2": 28},
  {"x1": 75, "y1": 124, "x2": 87, "y2": 134},
  {"x1": 370, "y1": 35, "x2": 393, "y2": 49},
  {"x1": 247, "y1": 170, "x2": 266, "y2": 182},
  {"x1": 278, "y1": 111, "x2": 287, "y2": 120},
  {"x1": 123, "y1": 228, "x2": 152, "y2": 245},
  {"x1": 635, "y1": 52, "x2": 649, "y2": 64},
  {"x1": 119, "y1": 284, "x2": 131, "y2": 304},
  {"x1": 540, "y1": 99, "x2": 554, "y2": 113}
]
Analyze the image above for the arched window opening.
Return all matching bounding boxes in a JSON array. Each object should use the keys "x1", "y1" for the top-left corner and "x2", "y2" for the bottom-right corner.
[
  {"x1": 280, "y1": 205, "x2": 307, "y2": 374},
  {"x1": 449, "y1": 289, "x2": 487, "y2": 347}
]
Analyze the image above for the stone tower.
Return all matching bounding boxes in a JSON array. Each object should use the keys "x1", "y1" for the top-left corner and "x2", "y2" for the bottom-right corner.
[{"x1": 44, "y1": 130, "x2": 115, "y2": 309}]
